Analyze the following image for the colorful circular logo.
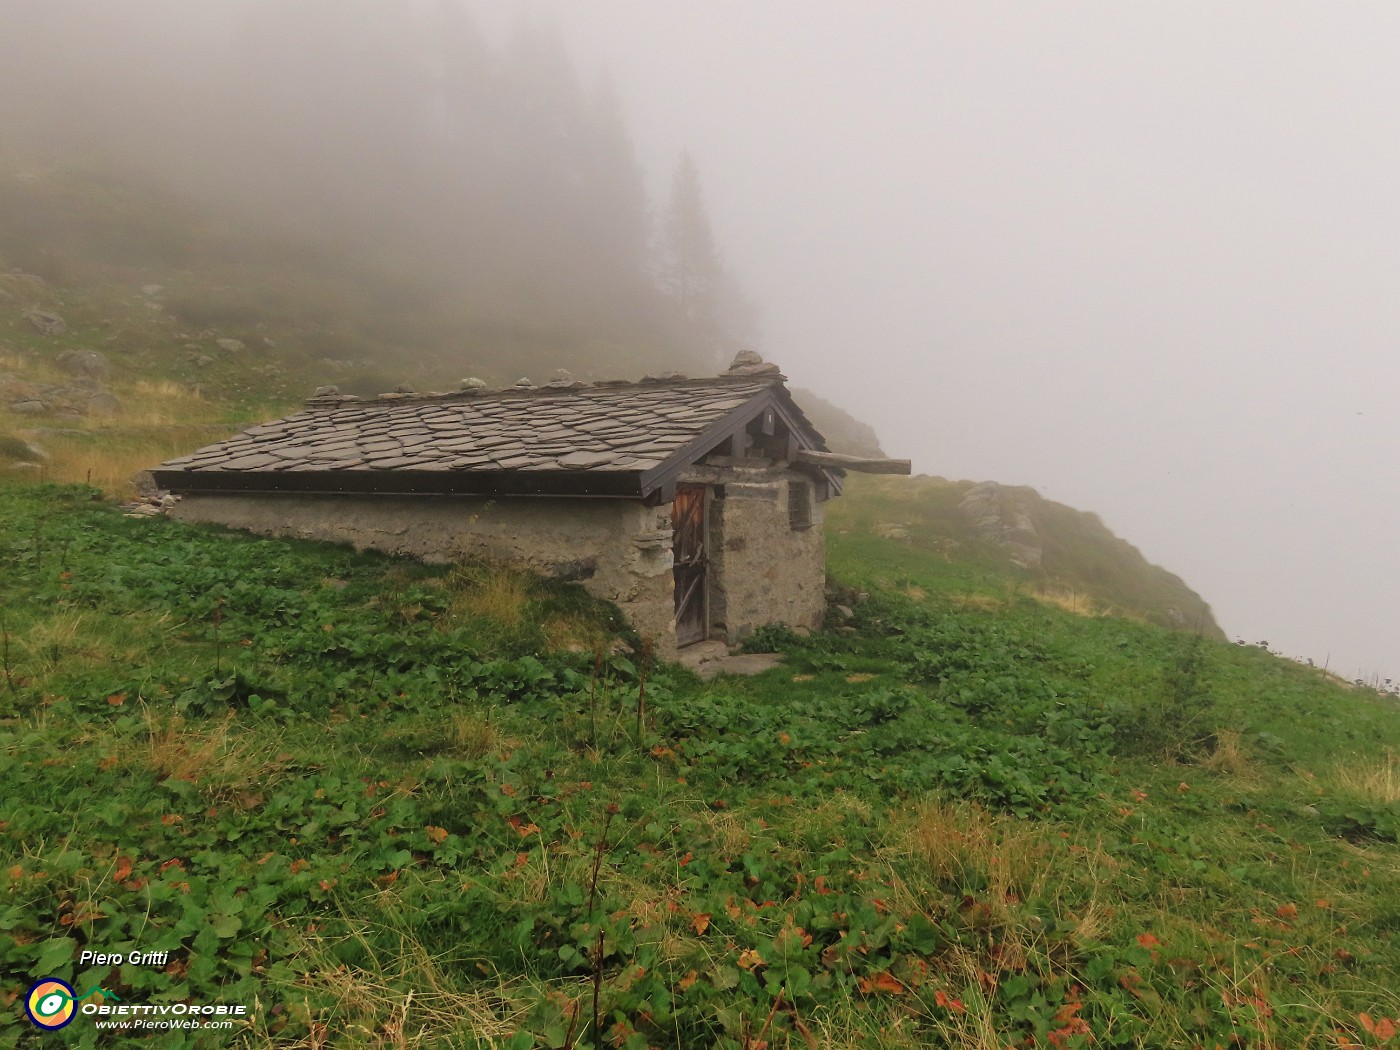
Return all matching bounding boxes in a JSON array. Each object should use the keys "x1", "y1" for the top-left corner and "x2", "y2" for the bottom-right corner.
[{"x1": 25, "y1": 978, "x2": 77, "y2": 1030}]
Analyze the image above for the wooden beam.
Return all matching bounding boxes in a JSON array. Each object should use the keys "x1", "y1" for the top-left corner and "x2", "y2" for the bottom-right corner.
[{"x1": 794, "y1": 450, "x2": 912, "y2": 475}]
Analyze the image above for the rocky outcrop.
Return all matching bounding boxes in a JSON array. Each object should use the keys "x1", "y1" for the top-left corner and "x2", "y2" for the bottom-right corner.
[
  {"x1": 0, "y1": 273, "x2": 51, "y2": 301},
  {"x1": 2, "y1": 373, "x2": 121, "y2": 418},
  {"x1": 0, "y1": 435, "x2": 48, "y2": 463},
  {"x1": 56, "y1": 349, "x2": 111, "y2": 378},
  {"x1": 24, "y1": 309, "x2": 67, "y2": 336},
  {"x1": 122, "y1": 493, "x2": 179, "y2": 518},
  {"x1": 958, "y1": 482, "x2": 1043, "y2": 569}
]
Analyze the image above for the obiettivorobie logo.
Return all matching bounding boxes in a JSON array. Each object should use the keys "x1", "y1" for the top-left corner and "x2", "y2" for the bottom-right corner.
[
  {"x1": 23, "y1": 974, "x2": 248, "y2": 1033},
  {"x1": 25, "y1": 979, "x2": 120, "y2": 1030}
]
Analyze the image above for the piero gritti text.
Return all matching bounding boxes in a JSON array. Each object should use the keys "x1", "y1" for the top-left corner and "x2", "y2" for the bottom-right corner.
[{"x1": 79, "y1": 949, "x2": 172, "y2": 967}]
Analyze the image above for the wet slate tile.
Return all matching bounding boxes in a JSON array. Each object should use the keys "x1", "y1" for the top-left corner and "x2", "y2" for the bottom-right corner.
[{"x1": 157, "y1": 377, "x2": 791, "y2": 484}]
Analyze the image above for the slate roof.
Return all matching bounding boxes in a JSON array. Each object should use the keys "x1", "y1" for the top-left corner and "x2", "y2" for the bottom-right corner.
[{"x1": 152, "y1": 371, "x2": 834, "y2": 501}]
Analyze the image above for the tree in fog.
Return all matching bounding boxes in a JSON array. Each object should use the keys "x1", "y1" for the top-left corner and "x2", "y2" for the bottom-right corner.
[
  {"x1": 661, "y1": 151, "x2": 758, "y2": 354},
  {"x1": 579, "y1": 73, "x2": 652, "y2": 286},
  {"x1": 661, "y1": 151, "x2": 721, "y2": 322},
  {"x1": 0, "y1": 0, "x2": 750, "y2": 373}
]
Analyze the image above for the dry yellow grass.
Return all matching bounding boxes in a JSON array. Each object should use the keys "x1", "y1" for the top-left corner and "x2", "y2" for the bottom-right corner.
[
  {"x1": 1326, "y1": 752, "x2": 1400, "y2": 804},
  {"x1": 0, "y1": 355, "x2": 278, "y2": 495},
  {"x1": 40, "y1": 442, "x2": 170, "y2": 496},
  {"x1": 448, "y1": 711, "x2": 497, "y2": 760},
  {"x1": 1030, "y1": 587, "x2": 1100, "y2": 618},
  {"x1": 540, "y1": 614, "x2": 607, "y2": 655},
  {"x1": 888, "y1": 799, "x2": 1118, "y2": 963},
  {"x1": 443, "y1": 566, "x2": 534, "y2": 630},
  {"x1": 15, "y1": 609, "x2": 171, "y2": 676},
  {"x1": 247, "y1": 924, "x2": 523, "y2": 1049},
  {"x1": 119, "y1": 379, "x2": 209, "y2": 425},
  {"x1": 139, "y1": 713, "x2": 286, "y2": 804},
  {"x1": 860, "y1": 802, "x2": 1130, "y2": 1048},
  {"x1": 17, "y1": 611, "x2": 100, "y2": 673},
  {"x1": 9, "y1": 423, "x2": 241, "y2": 496},
  {"x1": 1199, "y1": 728, "x2": 1254, "y2": 778},
  {"x1": 906, "y1": 798, "x2": 1044, "y2": 898}
]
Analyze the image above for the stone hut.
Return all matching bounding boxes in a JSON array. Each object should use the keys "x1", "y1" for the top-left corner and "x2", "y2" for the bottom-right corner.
[{"x1": 152, "y1": 352, "x2": 905, "y2": 656}]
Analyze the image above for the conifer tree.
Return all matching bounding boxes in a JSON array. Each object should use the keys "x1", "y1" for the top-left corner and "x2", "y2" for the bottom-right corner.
[
  {"x1": 661, "y1": 151, "x2": 758, "y2": 352},
  {"x1": 662, "y1": 150, "x2": 722, "y2": 325}
]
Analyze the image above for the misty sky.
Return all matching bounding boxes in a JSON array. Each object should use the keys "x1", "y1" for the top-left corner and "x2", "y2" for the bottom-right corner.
[{"x1": 468, "y1": 1, "x2": 1400, "y2": 682}]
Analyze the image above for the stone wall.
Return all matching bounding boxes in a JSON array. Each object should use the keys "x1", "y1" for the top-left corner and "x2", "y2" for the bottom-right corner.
[
  {"x1": 684, "y1": 462, "x2": 827, "y2": 643},
  {"x1": 170, "y1": 493, "x2": 680, "y2": 653},
  {"x1": 170, "y1": 466, "x2": 827, "y2": 654}
]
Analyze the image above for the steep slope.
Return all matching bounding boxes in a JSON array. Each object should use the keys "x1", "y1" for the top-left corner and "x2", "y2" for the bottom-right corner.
[
  {"x1": 0, "y1": 164, "x2": 711, "y2": 402},
  {"x1": 790, "y1": 386, "x2": 886, "y2": 459},
  {"x1": 826, "y1": 473, "x2": 1224, "y2": 637}
]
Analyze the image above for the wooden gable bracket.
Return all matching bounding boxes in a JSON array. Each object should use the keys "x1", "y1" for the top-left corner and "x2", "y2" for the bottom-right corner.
[
  {"x1": 638, "y1": 388, "x2": 847, "y2": 502},
  {"x1": 794, "y1": 450, "x2": 912, "y2": 475}
]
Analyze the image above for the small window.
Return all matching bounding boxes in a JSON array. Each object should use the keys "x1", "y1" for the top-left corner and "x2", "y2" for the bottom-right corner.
[{"x1": 788, "y1": 480, "x2": 812, "y2": 529}]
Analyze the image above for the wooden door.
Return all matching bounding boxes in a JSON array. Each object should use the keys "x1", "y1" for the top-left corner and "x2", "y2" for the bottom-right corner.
[{"x1": 672, "y1": 485, "x2": 708, "y2": 647}]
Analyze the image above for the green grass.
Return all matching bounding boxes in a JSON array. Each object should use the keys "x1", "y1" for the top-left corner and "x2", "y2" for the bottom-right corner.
[{"x1": 1, "y1": 483, "x2": 1398, "y2": 1048}]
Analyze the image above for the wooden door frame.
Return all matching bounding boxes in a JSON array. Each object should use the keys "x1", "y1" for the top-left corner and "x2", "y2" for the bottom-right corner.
[{"x1": 671, "y1": 483, "x2": 709, "y2": 647}]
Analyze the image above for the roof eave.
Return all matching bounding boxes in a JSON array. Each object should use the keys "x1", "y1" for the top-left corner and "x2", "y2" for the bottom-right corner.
[{"x1": 152, "y1": 468, "x2": 648, "y2": 499}]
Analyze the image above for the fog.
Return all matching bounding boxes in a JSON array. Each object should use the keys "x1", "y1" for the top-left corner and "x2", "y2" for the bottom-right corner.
[
  {"x1": 0, "y1": 0, "x2": 728, "y2": 370},
  {"x1": 2, "y1": 2, "x2": 1395, "y2": 681},
  {"x1": 473, "y1": 1, "x2": 1399, "y2": 683}
]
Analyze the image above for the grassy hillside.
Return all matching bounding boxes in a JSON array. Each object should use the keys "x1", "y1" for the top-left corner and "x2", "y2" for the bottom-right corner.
[
  {"x1": 3, "y1": 484, "x2": 1398, "y2": 1048},
  {"x1": 0, "y1": 162, "x2": 711, "y2": 406},
  {"x1": 827, "y1": 475, "x2": 1224, "y2": 638}
]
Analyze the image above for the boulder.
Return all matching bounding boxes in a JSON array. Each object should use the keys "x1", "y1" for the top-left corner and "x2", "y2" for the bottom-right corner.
[
  {"x1": 56, "y1": 349, "x2": 111, "y2": 378},
  {"x1": 958, "y1": 482, "x2": 1044, "y2": 570},
  {"x1": 724, "y1": 349, "x2": 782, "y2": 377},
  {"x1": 9, "y1": 400, "x2": 47, "y2": 415},
  {"x1": 0, "y1": 435, "x2": 48, "y2": 461},
  {"x1": 24, "y1": 309, "x2": 66, "y2": 336},
  {"x1": 85, "y1": 391, "x2": 121, "y2": 415},
  {"x1": 0, "y1": 273, "x2": 48, "y2": 299},
  {"x1": 215, "y1": 338, "x2": 245, "y2": 353}
]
